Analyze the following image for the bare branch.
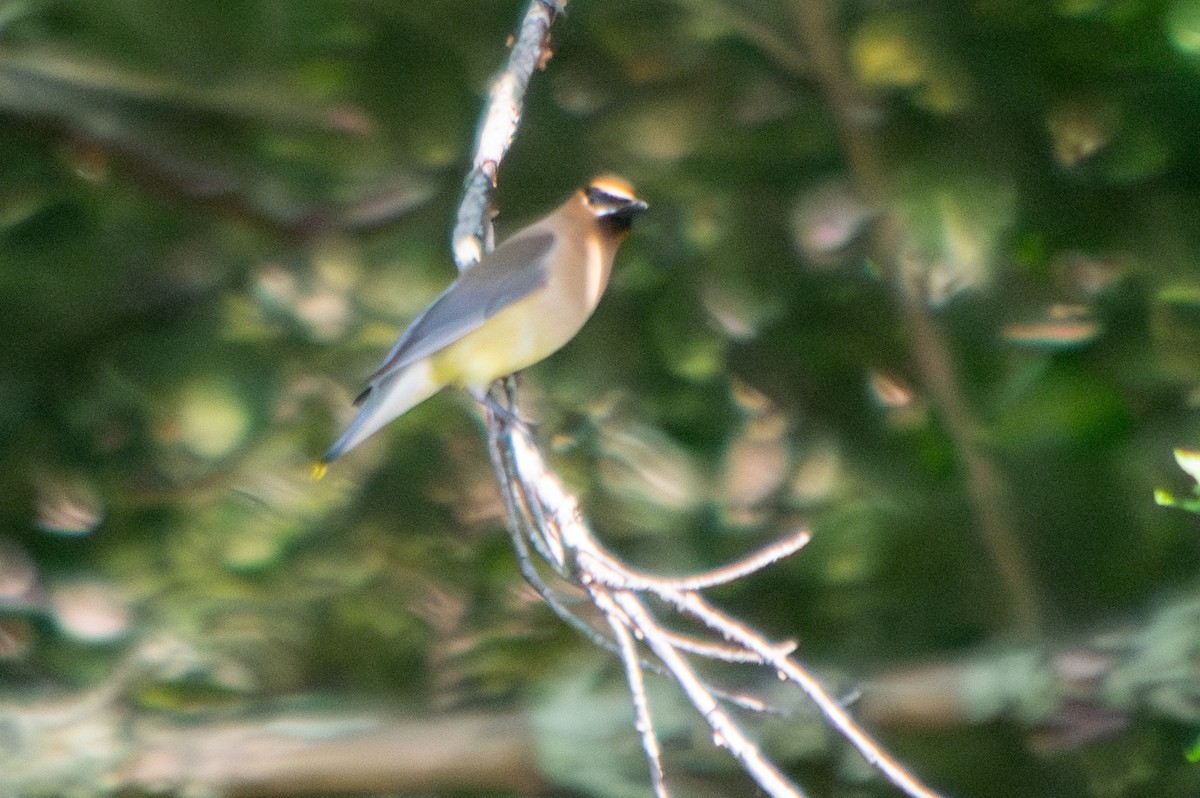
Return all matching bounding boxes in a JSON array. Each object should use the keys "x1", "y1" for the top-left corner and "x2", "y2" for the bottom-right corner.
[
  {"x1": 494, "y1": 413, "x2": 946, "y2": 796},
  {"x1": 451, "y1": 2, "x2": 948, "y2": 796},
  {"x1": 612, "y1": 590, "x2": 807, "y2": 798},
  {"x1": 673, "y1": 591, "x2": 945, "y2": 798},
  {"x1": 453, "y1": 0, "x2": 563, "y2": 272}
]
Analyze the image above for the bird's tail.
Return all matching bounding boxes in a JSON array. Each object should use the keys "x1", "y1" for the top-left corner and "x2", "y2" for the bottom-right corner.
[{"x1": 322, "y1": 359, "x2": 441, "y2": 463}]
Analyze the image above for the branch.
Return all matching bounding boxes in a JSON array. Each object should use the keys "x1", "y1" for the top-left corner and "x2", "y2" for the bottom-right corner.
[
  {"x1": 452, "y1": 0, "x2": 564, "y2": 274},
  {"x1": 451, "y1": 2, "x2": 946, "y2": 796},
  {"x1": 788, "y1": 0, "x2": 1043, "y2": 635}
]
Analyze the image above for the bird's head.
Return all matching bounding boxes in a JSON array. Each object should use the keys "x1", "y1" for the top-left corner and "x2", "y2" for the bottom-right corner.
[{"x1": 582, "y1": 175, "x2": 648, "y2": 235}]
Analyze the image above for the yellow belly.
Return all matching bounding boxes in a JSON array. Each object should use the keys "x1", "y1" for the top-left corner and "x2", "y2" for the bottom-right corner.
[{"x1": 428, "y1": 290, "x2": 583, "y2": 390}]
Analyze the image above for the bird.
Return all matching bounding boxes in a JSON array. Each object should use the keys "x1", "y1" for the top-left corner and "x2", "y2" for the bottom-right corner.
[{"x1": 321, "y1": 175, "x2": 647, "y2": 465}]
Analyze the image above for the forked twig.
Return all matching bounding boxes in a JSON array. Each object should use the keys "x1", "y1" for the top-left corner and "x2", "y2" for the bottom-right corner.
[
  {"x1": 452, "y1": 2, "x2": 946, "y2": 796},
  {"x1": 611, "y1": 589, "x2": 806, "y2": 798}
]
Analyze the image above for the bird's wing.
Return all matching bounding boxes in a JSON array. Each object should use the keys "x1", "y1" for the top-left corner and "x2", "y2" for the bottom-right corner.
[{"x1": 357, "y1": 231, "x2": 554, "y2": 398}]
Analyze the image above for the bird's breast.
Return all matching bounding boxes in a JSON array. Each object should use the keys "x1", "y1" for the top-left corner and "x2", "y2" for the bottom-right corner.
[
  {"x1": 581, "y1": 233, "x2": 606, "y2": 311},
  {"x1": 430, "y1": 239, "x2": 611, "y2": 390}
]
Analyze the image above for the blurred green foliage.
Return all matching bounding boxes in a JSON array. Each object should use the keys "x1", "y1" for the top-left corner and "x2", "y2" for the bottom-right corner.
[{"x1": 3, "y1": 1, "x2": 1200, "y2": 797}]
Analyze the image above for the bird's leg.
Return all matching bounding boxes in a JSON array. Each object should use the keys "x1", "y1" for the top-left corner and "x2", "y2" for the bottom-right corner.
[{"x1": 470, "y1": 382, "x2": 535, "y2": 435}]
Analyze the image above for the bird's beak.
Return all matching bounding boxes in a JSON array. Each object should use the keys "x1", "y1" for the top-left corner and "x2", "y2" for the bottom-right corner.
[{"x1": 611, "y1": 199, "x2": 649, "y2": 221}]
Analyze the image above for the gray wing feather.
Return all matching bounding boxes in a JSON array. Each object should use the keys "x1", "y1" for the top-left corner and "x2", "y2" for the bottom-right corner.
[{"x1": 359, "y1": 231, "x2": 554, "y2": 394}]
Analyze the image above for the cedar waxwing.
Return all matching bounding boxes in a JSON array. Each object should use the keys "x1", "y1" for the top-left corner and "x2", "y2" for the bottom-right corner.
[{"x1": 322, "y1": 176, "x2": 647, "y2": 463}]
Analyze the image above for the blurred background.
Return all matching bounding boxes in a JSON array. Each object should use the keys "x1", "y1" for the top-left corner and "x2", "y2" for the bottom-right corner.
[{"x1": 3, "y1": 0, "x2": 1200, "y2": 796}]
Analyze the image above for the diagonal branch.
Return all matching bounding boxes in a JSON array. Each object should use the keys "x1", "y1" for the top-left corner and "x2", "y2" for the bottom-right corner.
[{"x1": 788, "y1": 0, "x2": 1042, "y2": 635}]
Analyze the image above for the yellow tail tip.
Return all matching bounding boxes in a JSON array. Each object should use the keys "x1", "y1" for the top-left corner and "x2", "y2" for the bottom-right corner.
[{"x1": 311, "y1": 461, "x2": 328, "y2": 481}]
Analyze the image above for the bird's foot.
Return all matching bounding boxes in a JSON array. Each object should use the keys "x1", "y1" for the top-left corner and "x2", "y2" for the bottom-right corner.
[{"x1": 470, "y1": 386, "x2": 535, "y2": 435}]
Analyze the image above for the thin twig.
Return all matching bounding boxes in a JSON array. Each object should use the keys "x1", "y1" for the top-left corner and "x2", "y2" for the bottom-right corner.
[
  {"x1": 658, "y1": 630, "x2": 770, "y2": 664},
  {"x1": 673, "y1": 591, "x2": 944, "y2": 798},
  {"x1": 603, "y1": 591, "x2": 670, "y2": 798},
  {"x1": 647, "y1": 531, "x2": 811, "y2": 592},
  {"x1": 584, "y1": 530, "x2": 811, "y2": 593}
]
